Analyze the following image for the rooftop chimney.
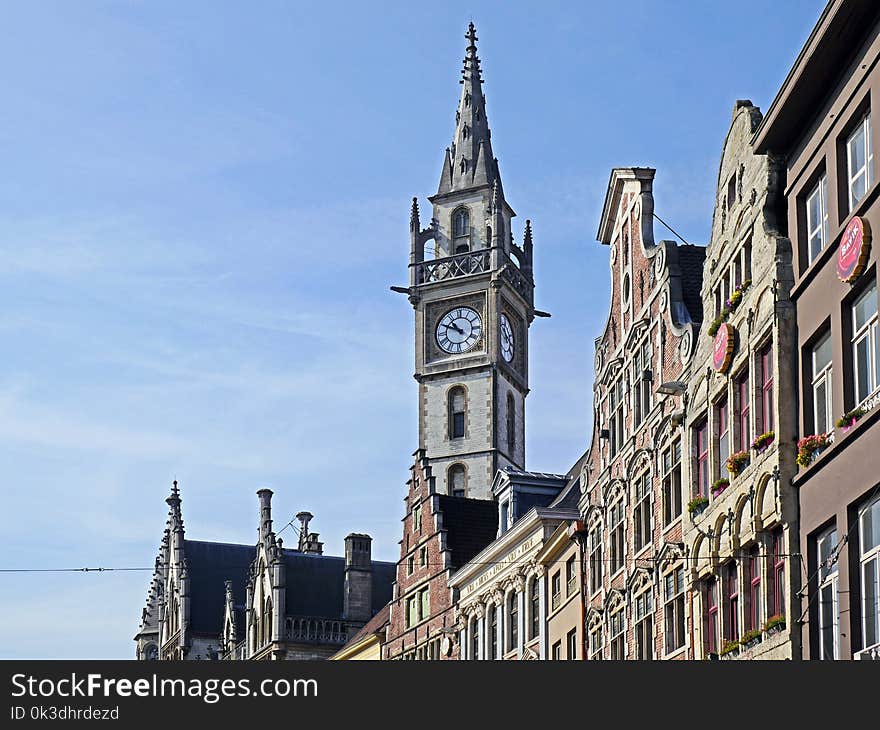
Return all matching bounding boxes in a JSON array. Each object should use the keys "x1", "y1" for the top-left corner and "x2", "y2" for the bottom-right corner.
[
  {"x1": 343, "y1": 534, "x2": 373, "y2": 623},
  {"x1": 257, "y1": 489, "x2": 273, "y2": 539}
]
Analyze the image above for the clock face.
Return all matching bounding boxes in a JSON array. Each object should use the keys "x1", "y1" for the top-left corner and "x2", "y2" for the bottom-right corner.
[
  {"x1": 500, "y1": 313, "x2": 515, "y2": 362},
  {"x1": 436, "y1": 307, "x2": 483, "y2": 354}
]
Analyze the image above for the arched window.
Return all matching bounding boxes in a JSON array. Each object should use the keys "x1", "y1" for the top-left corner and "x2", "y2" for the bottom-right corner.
[
  {"x1": 449, "y1": 386, "x2": 466, "y2": 439},
  {"x1": 507, "y1": 591, "x2": 519, "y2": 652},
  {"x1": 488, "y1": 603, "x2": 498, "y2": 660},
  {"x1": 470, "y1": 616, "x2": 479, "y2": 660},
  {"x1": 529, "y1": 578, "x2": 540, "y2": 640},
  {"x1": 506, "y1": 391, "x2": 516, "y2": 454},
  {"x1": 453, "y1": 208, "x2": 470, "y2": 252},
  {"x1": 448, "y1": 463, "x2": 466, "y2": 497},
  {"x1": 263, "y1": 598, "x2": 273, "y2": 646}
]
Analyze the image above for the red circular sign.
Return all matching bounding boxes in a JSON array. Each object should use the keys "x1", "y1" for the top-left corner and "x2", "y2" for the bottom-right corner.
[
  {"x1": 837, "y1": 216, "x2": 872, "y2": 283},
  {"x1": 712, "y1": 323, "x2": 735, "y2": 373}
]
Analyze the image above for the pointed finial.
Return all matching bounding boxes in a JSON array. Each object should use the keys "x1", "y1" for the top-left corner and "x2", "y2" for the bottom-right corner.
[
  {"x1": 410, "y1": 197, "x2": 420, "y2": 228},
  {"x1": 492, "y1": 178, "x2": 499, "y2": 207},
  {"x1": 461, "y1": 22, "x2": 482, "y2": 85},
  {"x1": 524, "y1": 219, "x2": 533, "y2": 247}
]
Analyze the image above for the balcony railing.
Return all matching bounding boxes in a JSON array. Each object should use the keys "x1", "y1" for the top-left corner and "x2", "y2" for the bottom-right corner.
[
  {"x1": 286, "y1": 617, "x2": 348, "y2": 646},
  {"x1": 415, "y1": 249, "x2": 491, "y2": 284}
]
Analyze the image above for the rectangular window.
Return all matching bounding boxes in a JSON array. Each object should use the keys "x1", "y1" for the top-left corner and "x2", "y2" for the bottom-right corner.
[
  {"x1": 609, "y1": 501, "x2": 625, "y2": 575},
  {"x1": 407, "y1": 555, "x2": 415, "y2": 575},
  {"x1": 812, "y1": 330, "x2": 834, "y2": 435},
  {"x1": 768, "y1": 528, "x2": 785, "y2": 620},
  {"x1": 635, "y1": 591, "x2": 654, "y2": 660},
  {"x1": 806, "y1": 174, "x2": 829, "y2": 264},
  {"x1": 725, "y1": 562, "x2": 739, "y2": 642},
  {"x1": 566, "y1": 555, "x2": 577, "y2": 596},
  {"x1": 633, "y1": 341, "x2": 652, "y2": 427},
  {"x1": 419, "y1": 587, "x2": 429, "y2": 622},
  {"x1": 507, "y1": 592, "x2": 518, "y2": 651},
  {"x1": 664, "y1": 567, "x2": 686, "y2": 654},
  {"x1": 552, "y1": 641, "x2": 562, "y2": 660},
  {"x1": 412, "y1": 505, "x2": 422, "y2": 533},
  {"x1": 759, "y1": 342, "x2": 774, "y2": 434},
  {"x1": 847, "y1": 113, "x2": 874, "y2": 212},
  {"x1": 852, "y1": 281, "x2": 879, "y2": 405},
  {"x1": 589, "y1": 624, "x2": 603, "y2": 660},
  {"x1": 589, "y1": 525, "x2": 603, "y2": 594},
  {"x1": 860, "y1": 495, "x2": 880, "y2": 650},
  {"x1": 489, "y1": 605, "x2": 498, "y2": 659},
  {"x1": 406, "y1": 596, "x2": 418, "y2": 628},
  {"x1": 662, "y1": 440, "x2": 682, "y2": 526},
  {"x1": 633, "y1": 472, "x2": 652, "y2": 553},
  {"x1": 745, "y1": 544, "x2": 762, "y2": 633},
  {"x1": 716, "y1": 398, "x2": 729, "y2": 478},
  {"x1": 530, "y1": 579, "x2": 540, "y2": 640},
  {"x1": 452, "y1": 412, "x2": 465, "y2": 439},
  {"x1": 567, "y1": 628, "x2": 578, "y2": 660},
  {"x1": 419, "y1": 546, "x2": 428, "y2": 567},
  {"x1": 736, "y1": 369, "x2": 751, "y2": 451},
  {"x1": 817, "y1": 526, "x2": 840, "y2": 660},
  {"x1": 704, "y1": 577, "x2": 719, "y2": 656},
  {"x1": 609, "y1": 379, "x2": 625, "y2": 458},
  {"x1": 610, "y1": 610, "x2": 625, "y2": 660},
  {"x1": 694, "y1": 418, "x2": 709, "y2": 498},
  {"x1": 551, "y1": 572, "x2": 561, "y2": 611}
]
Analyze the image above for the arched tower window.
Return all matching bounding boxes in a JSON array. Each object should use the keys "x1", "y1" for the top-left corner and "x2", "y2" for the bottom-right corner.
[
  {"x1": 506, "y1": 391, "x2": 516, "y2": 454},
  {"x1": 263, "y1": 598, "x2": 273, "y2": 646},
  {"x1": 453, "y1": 208, "x2": 471, "y2": 253},
  {"x1": 449, "y1": 463, "x2": 466, "y2": 497},
  {"x1": 449, "y1": 386, "x2": 467, "y2": 439}
]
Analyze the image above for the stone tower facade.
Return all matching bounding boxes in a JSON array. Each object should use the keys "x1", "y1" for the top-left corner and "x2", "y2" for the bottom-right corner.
[{"x1": 403, "y1": 23, "x2": 537, "y2": 500}]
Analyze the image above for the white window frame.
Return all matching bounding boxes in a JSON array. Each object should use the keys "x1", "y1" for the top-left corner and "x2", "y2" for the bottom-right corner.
[
  {"x1": 812, "y1": 330, "x2": 834, "y2": 435},
  {"x1": 634, "y1": 589, "x2": 654, "y2": 660},
  {"x1": 817, "y1": 526, "x2": 840, "y2": 660},
  {"x1": 609, "y1": 500, "x2": 626, "y2": 576},
  {"x1": 664, "y1": 566, "x2": 686, "y2": 655},
  {"x1": 852, "y1": 282, "x2": 879, "y2": 406},
  {"x1": 860, "y1": 494, "x2": 880, "y2": 651},
  {"x1": 806, "y1": 174, "x2": 829, "y2": 264},
  {"x1": 633, "y1": 472, "x2": 652, "y2": 554},
  {"x1": 847, "y1": 114, "x2": 874, "y2": 212},
  {"x1": 609, "y1": 607, "x2": 626, "y2": 660}
]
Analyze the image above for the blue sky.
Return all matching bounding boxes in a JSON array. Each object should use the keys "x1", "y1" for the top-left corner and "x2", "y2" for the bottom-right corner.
[{"x1": 0, "y1": 1, "x2": 824, "y2": 658}]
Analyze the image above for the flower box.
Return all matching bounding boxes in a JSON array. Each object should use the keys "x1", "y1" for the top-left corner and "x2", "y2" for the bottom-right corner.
[
  {"x1": 711, "y1": 478, "x2": 730, "y2": 497},
  {"x1": 726, "y1": 450, "x2": 750, "y2": 476},
  {"x1": 719, "y1": 639, "x2": 740, "y2": 659},
  {"x1": 688, "y1": 495, "x2": 709, "y2": 516},
  {"x1": 764, "y1": 614, "x2": 786, "y2": 634},
  {"x1": 836, "y1": 407, "x2": 867, "y2": 433},
  {"x1": 739, "y1": 628, "x2": 763, "y2": 651},
  {"x1": 797, "y1": 434, "x2": 830, "y2": 468},
  {"x1": 751, "y1": 431, "x2": 775, "y2": 453}
]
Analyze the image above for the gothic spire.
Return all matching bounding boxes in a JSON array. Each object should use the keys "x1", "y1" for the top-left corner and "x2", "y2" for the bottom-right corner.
[{"x1": 437, "y1": 22, "x2": 501, "y2": 197}]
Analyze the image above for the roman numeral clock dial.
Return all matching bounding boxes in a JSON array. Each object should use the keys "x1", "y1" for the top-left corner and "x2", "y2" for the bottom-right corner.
[
  {"x1": 500, "y1": 313, "x2": 515, "y2": 362},
  {"x1": 436, "y1": 307, "x2": 482, "y2": 354}
]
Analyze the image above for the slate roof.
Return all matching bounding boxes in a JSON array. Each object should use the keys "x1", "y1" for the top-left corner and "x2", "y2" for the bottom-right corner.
[
  {"x1": 437, "y1": 495, "x2": 498, "y2": 569},
  {"x1": 677, "y1": 244, "x2": 707, "y2": 324},
  {"x1": 182, "y1": 539, "x2": 395, "y2": 637}
]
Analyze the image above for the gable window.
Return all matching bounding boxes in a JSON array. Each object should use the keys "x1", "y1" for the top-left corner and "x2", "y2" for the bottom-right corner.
[
  {"x1": 745, "y1": 544, "x2": 762, "y2": 634},
  {"x1": 817, "y1": 526, "x2": 840, "y2": 660},
  {"x1": 609, "y1": 607, "x2": 625, "y2": 660},
  {"x1": 664, "y1": 567, "x2": 686, "y2": 654},
  {"x1": 768, "y1": 527, "x2": 785, "y2": 620},
  {"x1": 812, "y1": 330, "x2": 834, "y2": 435},
  {"x1": 589, "y1": 523, "x2": 603, "y2": 594},
  {"x1": 609, "y1": 500, "x2": 625, "y2": 575},
  {"x1": 735, "y1": 368, "x2": 751, "y2": 452},
  {"x1": 412, "y1": 504, "x2": 422, "y2": 532},
  {"x1": 567, "y1": 628, "x2": 579, "y2": 660},
  {"x1": 419, "y1": 546, "x2": 428, "y2": 567},
  {"x1": 634, "y1": 589, "x2": 654, "y2": 660},
  {"x1": 662, "y1": 440, "x2": 682, "y2": 526},
  {"x1": 716, "y1": 398, "x2": 729, "y2": 480},
  {"x1": 506, "y1": 391, "x2": 516, "y2": 454},
  {"x1": 733, "y1": 239, "x2": 752, "y2": 288},
  {"x1": 530, "y1": 578, "x2": 540, "y2": 640},
  {"x1": 453, "y1": 207, "x2": 471, "y2": 252},
  {"x1": 806, "y1": 174, "x2": 829, "y2": 263},
  {"x1": 566, "y1": 555, "x2": 577, "y2": 596},
  {"x1": 703, "y1": 577, "x2": 719, "y2": 656},
  {"x1": 419, "y1": 587, "x2": 429, "y2": 623},
  {"x1": 551, "y1": 572, "x2": 561, "y2": 610},
  {"x1": 847, "y1": 113, "x2": 873, "y2": 212},
  {"x1": 852, "y1": 281, "x2": 879, "y2": 406},
  {"x1": 608, "y1": 378, "x2": 625, "y2": 458},
  {"x1": 633, "y1": 341, "x2": 652, "y2": 427},
  {"x1": 694, "y1": 418, "x2": 709, "y2": 498},
  {"x1": 449, "y1": 386, "x2": 466, "y2": 439},
  {"x1": 407, "y1": 555, "x2": 415, "y2": 575},
  {"x1": 860, "y1": 494, "x2": 880, "y2": 650},
  {"x1": 758, "y1": 342, "x2": 774, "y2": 434},
  {"x1": 448, "y1": 463, "x2": 466, "y2": 498},
  {"x1": 724, "y1": 561, "x2": 739, "y2": 643},
  {"x1": 633, "y1": 472, "x2": 652, "y2": 553},
  {"x1": 406, "y1": 596, "x2": 418, "y2": 628},
  {"x1": 507, "y1": 592, "x2": 519, "y2": 652}
]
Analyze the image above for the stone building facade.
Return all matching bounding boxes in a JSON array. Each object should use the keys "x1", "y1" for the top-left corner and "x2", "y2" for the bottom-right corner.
[
  {"x1": 134, "y1": 483, "x2": 394, "y2": 660},
  {"x1": 579, "y1": 168, "x2": 706, "y2": 660},
  {"x1": 683, "y1": 101, "x2": 799, "y2": 661},
  {"x1": 755, "y1": 0, "x2": 880, "y2": 660}
]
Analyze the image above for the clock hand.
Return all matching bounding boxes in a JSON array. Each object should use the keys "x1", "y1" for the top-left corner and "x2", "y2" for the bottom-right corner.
[{"x1": 447, "y1": 321, "x2": 465, "y2": 335}]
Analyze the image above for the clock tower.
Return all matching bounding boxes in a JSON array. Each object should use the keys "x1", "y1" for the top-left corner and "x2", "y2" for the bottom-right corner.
[{"x1": 399, "y1": 23, "x2": 538, "y2": 501}]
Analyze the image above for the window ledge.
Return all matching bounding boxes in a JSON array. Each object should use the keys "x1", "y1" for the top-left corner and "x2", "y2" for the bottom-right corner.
[{"x1": 662, "y1": 646, "x2": 687, "y2": 661}]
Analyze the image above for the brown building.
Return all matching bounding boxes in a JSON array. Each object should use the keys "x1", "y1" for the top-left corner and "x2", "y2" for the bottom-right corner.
[
  {"x1": 579, "y1": 168, "x2": 706, "y2": 660},
  {"x1": 754, "y1": 0, "x2": 880, "y2": 660}
]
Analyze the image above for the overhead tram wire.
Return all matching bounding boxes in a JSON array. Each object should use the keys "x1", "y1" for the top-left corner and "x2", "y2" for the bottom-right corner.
[{"x1": 653, "y1": 212, "x2": 691, "y2": 246}]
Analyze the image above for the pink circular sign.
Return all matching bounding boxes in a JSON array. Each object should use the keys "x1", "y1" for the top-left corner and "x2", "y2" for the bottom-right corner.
[
  {"x1": 712, "y1": 323, "x2": 735, "y2": 373},
  {"x1": 838, "y1": 216, "x2": 872, "y2": 283}
]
